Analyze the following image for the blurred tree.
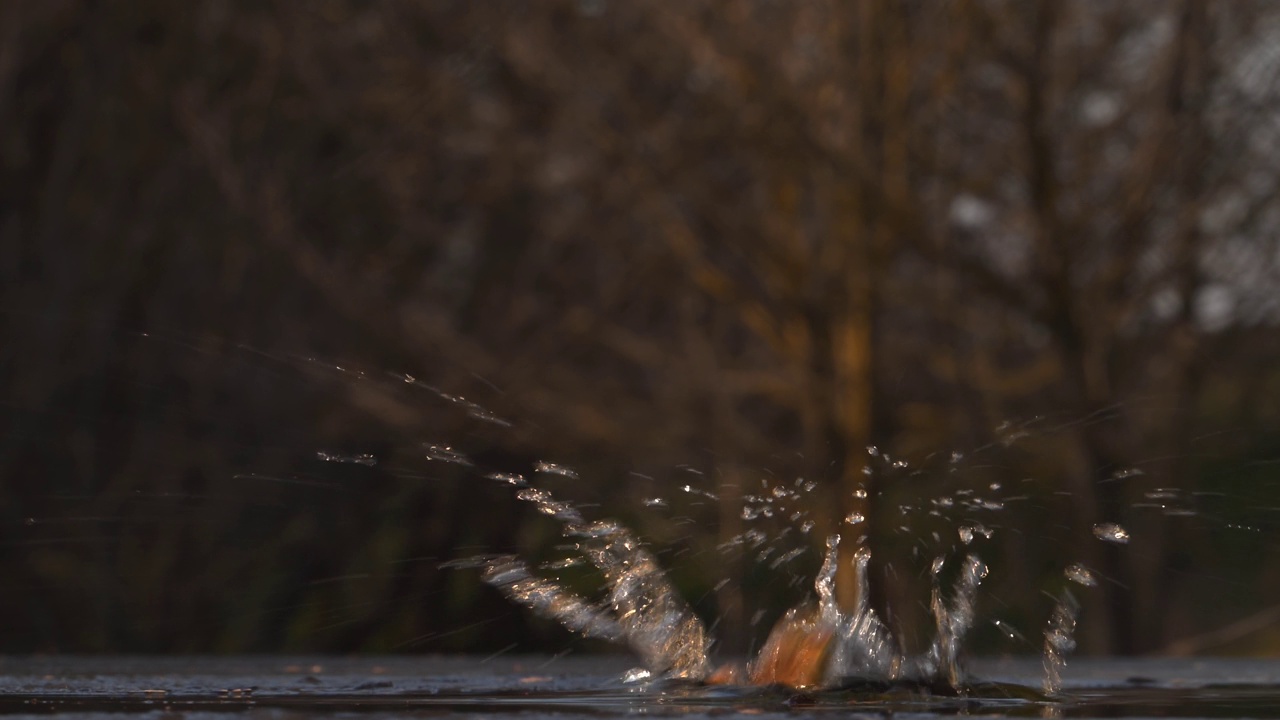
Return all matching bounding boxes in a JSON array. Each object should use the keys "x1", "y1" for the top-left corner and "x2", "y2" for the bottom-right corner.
[{"x1": 1, "y1": 0, "x2": 1279, "y2": 657}]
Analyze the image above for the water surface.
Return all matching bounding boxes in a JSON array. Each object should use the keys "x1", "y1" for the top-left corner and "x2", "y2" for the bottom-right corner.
[{"x1": 3, "y1": 655, "x2": 1280, "y2": 718}]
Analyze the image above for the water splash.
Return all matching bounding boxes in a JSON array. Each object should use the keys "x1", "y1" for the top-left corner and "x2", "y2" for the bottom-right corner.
[
  {"x1": 1043, "y1": 589, "x2": 1081, "y2": 696},
  {"x1": 472, "y1": 503, "x2": 1017, "y2": 692},
  {"x1": 827, "y1": 545, "x2": 901, "y2": 681},
  {"x1": 453, "y1": 443, "x2": 1133, "y2": 692},
  {"x1": 478, "y1": 484, "x2": 710, "y2": 680},
  {"x1": 926, "y1": 554, "x2": 988, "y2": 687},
  {"x1": 479, "y1": 556, "x2": 625, "y2": 642}
]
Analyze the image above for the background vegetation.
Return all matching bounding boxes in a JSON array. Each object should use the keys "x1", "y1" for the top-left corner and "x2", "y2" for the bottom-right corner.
[{"x1": 2, "y1": 0, "x2": 1280, "y2": 658}]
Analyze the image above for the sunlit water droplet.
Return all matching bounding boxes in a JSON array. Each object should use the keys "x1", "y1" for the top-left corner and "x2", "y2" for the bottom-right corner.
[
  {"x1": 1092, "y1": 523, "x2": 1130, "y2": 544},
  {"x1": 540, "y1": 557, "x2": 585, "y2": 570},
  {"x1": 315, "y1": 451, "x2": 376, "y2": 466},
  {"x1": 423, "y1": 443, "x2": 472, "y2": 466},
  {"x1": 621, "y1": 667, "x2": 652, "y2": 683},
  {"x1": 679, "y1": 484, "x2": 718, "y2": 500},
  {"x1": 958, "y1": 523, "x2": 993, "y2": 545},
  {"x1": 1064, "y1": 562, "x2": 1097, "y2": 587},
  {"x1": 534, "y1": 461, "x2": 579, "y2": 479},
  {"x1": 487, "y1": 472, "x2": 527, "y2": 487},
  {"x1": 993, "y1": 619, "x2": 1026, "y2": 642}
]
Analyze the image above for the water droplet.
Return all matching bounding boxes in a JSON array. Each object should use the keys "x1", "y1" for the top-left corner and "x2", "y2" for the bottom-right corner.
[
  {"x1": 1112, "y1": 468, "x2": 1144, "y2": 480},
  {"x1": 641, "y1": 497, "x2": 667, "y2": 508},
  {"x1": 679, "y1": 484, "x2": 718, "y2": 500},
  {"x1": 621, "y1": 668, "x2": 651, "y2": 683},
  {"x1": 540, "y1": 557, "x2": 585, "y2": 570},
  {"x1": 950, "y1": 451, "x2": 964, "y2": 464},
  {"x1": 534, "y1": 461, "x2": 579, "y2": 479},
  {"x1": 424, "y1": 444, "x2": 472, "y2": 466},
  {"x1": 852, "y1": 488, "x2": 868, "y2": 499},
  {"x1": 770, "y1": 547, "x2": 806, "y2": 568},
  {"x1": 1092, "y1": 523, "x2": 1130, "y2": 544},
  {"x1": 515, "y1": 487, "x2": 584, "y2": 524},
  {"x1": 957, "y1": 520, "x2": 993, "y2": 543},
  {"x1": 799, "y1": 520, "x2": 816, "y2": 534},
  {"x1": 993, "y1": 620, "x2": 1025, "y2": 642},
  {"x1": 845, "y1": 512, "x2": 865, "y2": 525},
  {"x1": 487, "y1": 472, "x2": 527, "y2": 487},
  {"x1": 1064, "y1": 562, "x2": 1097, "y2": 587},
  {"x1": 316, "y1": 451, "x2": 376, "y2": 466}
]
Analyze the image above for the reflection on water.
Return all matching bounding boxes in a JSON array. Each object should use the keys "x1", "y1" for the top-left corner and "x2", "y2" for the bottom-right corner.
[{"x1": 5, "y1": 656, "x2": 1280, "y2": 718}]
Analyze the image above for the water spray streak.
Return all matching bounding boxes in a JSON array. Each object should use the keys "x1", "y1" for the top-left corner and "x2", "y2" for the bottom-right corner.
[{"x1": 479, "y1": 557, "x2": 624, "y2": 642}]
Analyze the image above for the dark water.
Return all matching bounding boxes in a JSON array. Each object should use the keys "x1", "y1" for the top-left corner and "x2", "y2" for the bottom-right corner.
[{"x1": 3, "y1": 656, "x2": 1280, "y2": 718}]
